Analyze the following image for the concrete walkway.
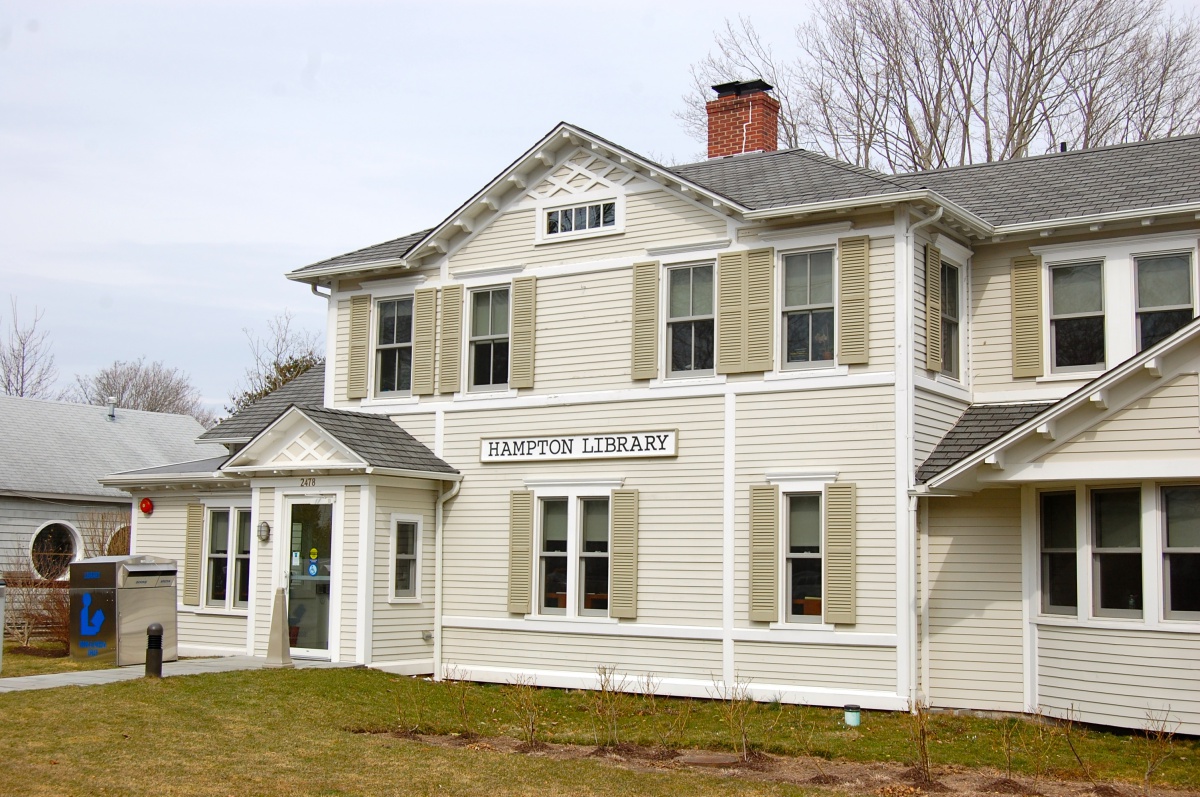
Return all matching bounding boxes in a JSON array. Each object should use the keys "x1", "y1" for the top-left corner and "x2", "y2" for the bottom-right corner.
[{"x1": 0, "y1": 656, "x2": 359, "y2": 693}]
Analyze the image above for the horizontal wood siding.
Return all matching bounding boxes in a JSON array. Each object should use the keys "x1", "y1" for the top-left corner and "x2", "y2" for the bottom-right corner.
[
  {"x1": 339, "y1": 487, "x2": 360, "y2": 659},
  {"x1": 332, "y1": 298, "x2": 354, "y2": 408},
  {"x1": 534, "y1": 268, "x2": 633, "y2": 392},
  {"x1": 1038, "y1": 626, "x2": 1200, "y2": 734},
  {"x1": 735, "y1": 387, "x2": 896, "y2": 634},
  {"x1": 442, "y1": 628, "x2": 722, "y2": 680},
  {"x1": 926, "y1": 489, "x2": 1025, "y2": 711},
  {"x1": 371, "y1": 484, "x2": 438, "y2": 664},
  {"x1": 913, "y1": 235, "x2": 930, "y2": 372},
  {"x1": 448, "y1": 190, "x2": 728, "y2": 274},
  {"x1": 733, "y1": 642, "x2": 896, "y2": 691},
  {"x1": 0, "y1": 496, "x2": 131, "y2": 565},
  {"x1": 1039, "y1": 373, "x2": 1200, "y2": 461},
  {"x1": 440, "y1": 397, "x2": 725, "y2": 625},
  {"x1": 253, "y1": 488, "x2": 276, "y2": 655},
  {"x1": 866, "y1": 235, "x2": 895, "y2": 369},
  {"x1": 914, "y1": 388, "x2": 969, "y2": 468},
  {"x1": 391, "y1": 412, "x2": 437, "y2": 454},
  {"x1": 177, "y1": 612, "x2": 247, "y2": 652}
]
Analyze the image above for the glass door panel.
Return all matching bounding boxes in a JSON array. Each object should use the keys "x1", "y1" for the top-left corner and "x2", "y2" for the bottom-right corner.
[{"x1": 288, "y1": 501, "x2": 332, "y2": 653}]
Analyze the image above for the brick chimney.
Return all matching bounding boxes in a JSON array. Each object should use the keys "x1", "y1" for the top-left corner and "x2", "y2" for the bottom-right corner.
[{"x1": 706, "y1": 79, "x2": 779, "y2": 159}]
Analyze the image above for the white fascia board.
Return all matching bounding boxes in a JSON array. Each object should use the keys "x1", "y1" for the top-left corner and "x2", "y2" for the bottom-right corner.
[
  {"x1": 924, "y1": 317, "x2": 1200, "y2": 490},
  {"x1": 287, "y1": 258, "x2": 408, "y2": 283},
  {"x1": 992, "y1": 201, "x2": 1200, "y2": 238},
  {"x1": 100, "y1": 472, "x2": 228, "y2": 487},
  {"x1": 0, "y1": 488, "x2": 132, "y2": 504},
  {"x1": 742, "y1": 189, "x2": 993, "y2": 237},
  {"x1": 363, "y1": 467, "x2": 462, "y2": 482}
]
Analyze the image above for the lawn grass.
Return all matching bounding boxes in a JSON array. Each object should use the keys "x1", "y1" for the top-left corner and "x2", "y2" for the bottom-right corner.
[
  {"x1": 1, "y1": 640, "x2": 113, "y2": 678},
  {"x1": 0, "y1": 667, "x2": 1195, "y2": 796}
]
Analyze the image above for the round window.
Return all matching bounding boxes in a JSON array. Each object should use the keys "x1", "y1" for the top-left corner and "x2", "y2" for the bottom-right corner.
[{"x1": 31, "y1": 523, "x2": 77, "y2": 580}]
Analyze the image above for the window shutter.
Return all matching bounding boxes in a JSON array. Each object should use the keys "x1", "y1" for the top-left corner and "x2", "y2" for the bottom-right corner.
[
  {"x1": 1011, "y1": 254, "x2": 1044, "y2": 378},
  {"x1": 507, "y1": 490, "x2": 533, "y2": 615},
  {"x1": 745, "y1": 247, "x2": 775, "y2": 372},
  {"x1": 411, "y1": 288, "x2": 437, "y2": 396},
  {"x1": 183, "y1": 503, "x2": 203, "y2": 607},
  {"x1": 438, "y1": 283, "x2": 464, "y2": 395},
  {"x1": 823, "y1": 483, "x2": 856, "y2": 625},
  {"x1": 925, "y1": 244, "x2": 943, "y2": 372},
  {"x1": 837, "y1": 236, "x2": 870, "y2": 365},
  {"x1": 346, "y1": 294, "x2": 371, "y2": 399},
  {"x1": 749, "y1": 483, "x2": 779, "y2": 623},
  {"x1": 631, "y1": 261, "x2": 660, "y2": 380},
  {"x1": 609, "y1": 489, "x2": 639, "y2": 619},
  {"x1": 510, "y1": 276, "x2": 537, "y2": 389},
  {"x1": 716, "y1": 251, "x2": 746, "y2": 373}
]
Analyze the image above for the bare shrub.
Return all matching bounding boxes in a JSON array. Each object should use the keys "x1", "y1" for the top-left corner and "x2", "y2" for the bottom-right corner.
[
  {"x1": 77, "y1": 510, "x2": 132, "y2": 558},
  {"x1": 442, "y1": 665, "x2": 476, "y2": 738},
  {"x1": 638, "y1": 671, "x2": 661, "y2": 716},
  {"x1": 395, "y1": 677, "x2": 430, "y2": 735},
  {"x1": 504, "y1": 673, "x2": 543, "y2": 748},
  {"x1": 907, "y1": 698, "x2": 934, "y2": 786},
  {"x1": 998, "y1": 716, "x2": 1021, "y2": 780},
  {"x1": 1, "y1": 555, "x2": 69, "y2": 651},
  {"x1": 658, "y1": 698, "x2": 693, "y2": 752},
  {"x1": 1061, "y1": 705, "x2": 1099, "y2": 788},
  {"x1": 588, "y1": 665, "x2": 629, "y2": 748},
  {"x1": 709, "y1": 673, "x2": 755, "y2": 761},
  {"x1": 1141, "y1": 708, "x2": 1180, "y2": 796},
  {"x1": 1018, "y1": 706, "x2": 1058, "y2": 785}
]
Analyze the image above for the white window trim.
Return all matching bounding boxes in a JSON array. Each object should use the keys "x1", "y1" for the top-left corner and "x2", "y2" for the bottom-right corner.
[
  {"x1": 533, "y1": 195, "x2": 625, "y2": 245},
  {"x1": 388, "y1": 512, "x2": 423, "y2": 605},
  {"x1": 777, "y1": 245, "x2": 839, "y2": 374},
  {"x1": 197, "y1": 501, "x2": 252, "y2": 617},
  {"x1": 935, "y1": 254, "x2": 968, "y2": 386},
  {"x1": 463, "y1": 283, "x2": 512, "y2": 395},
  {"x1": 28, "y1": 519, "x2": 82, "y2": 581},
  {"x1": 524, "y1": 476, "x2": 623, "y2": 623},
  {"x1": 766, "y1": 472, "x2": 838, "y2": 631},
  {"x1": 661, "y1": 260, "x2": 716, "y2": 381},
  {"x1": 1033, "y1": 235, "x2": 1200, "y2": 382},
  {"x1": 371, "y1": 294, "x2": 415, "y2": 400}
]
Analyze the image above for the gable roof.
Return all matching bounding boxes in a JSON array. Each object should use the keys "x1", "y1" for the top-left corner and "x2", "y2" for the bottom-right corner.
[
  {"x1": 0, "y1": 396, "x2": 225, "y2": 500},
  {"x1": 916, "y1": 402, "x2": 1055, "y2": 484},
  {"x1": 221, "y1": 404, "x2": 457, "y2": 476},
  {"x1": 199, "y1": 363, "x2": 326, "y2": 443}
]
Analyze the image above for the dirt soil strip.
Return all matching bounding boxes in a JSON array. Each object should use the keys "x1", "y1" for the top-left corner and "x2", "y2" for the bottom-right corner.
[{"x1": 363, "y1": 732, "x2": 1200, "y2": 797}]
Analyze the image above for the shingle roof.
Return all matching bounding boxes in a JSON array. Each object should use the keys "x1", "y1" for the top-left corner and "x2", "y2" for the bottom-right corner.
[
  {"x1": 897, "y1": 134, "x2": 1200, "y2": 226},
  {"x1": 0, "y1": 396, "x2": 225, "y2": 499},
  {"x1": 199, "y1": 364, "x2": 327, "y2": 442},
  {"x1": 672, "y1": 148, "x2": 911, "y2": 210},
  {"x1": 916, "y1": 402, "x2": 1054, "y2": 484},
  {"x1": 112, "y1": 455, "x2": 231, "y2": 477},
  {"x1": 289, "y1": 228, "x2": 433, "y2": 276},
  {"x1": 287, "y1": 406, "x2": 457, "y2": 475}
]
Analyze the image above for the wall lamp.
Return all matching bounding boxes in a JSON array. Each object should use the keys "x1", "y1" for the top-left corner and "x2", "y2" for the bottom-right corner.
[{"x1": 256, "y1": 521, "x2": 272, "y2": 543}]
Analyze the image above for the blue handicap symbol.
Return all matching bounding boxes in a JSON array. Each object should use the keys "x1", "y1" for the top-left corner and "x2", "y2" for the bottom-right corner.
[
  {"x1": 307, "y1": 561, "x2": 318, "y2": 577},
  {"x1": 80, "y1": 593, "x2": 105, "y2": 636}
]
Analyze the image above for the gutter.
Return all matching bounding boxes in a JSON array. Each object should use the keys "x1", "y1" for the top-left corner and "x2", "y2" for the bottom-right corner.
[
  {"x1": 991, "y1": 201, "x2": 1200, "y2": 238},
  {"x1": 433, "y1": 477, "x2": 462, "y2": 681}
]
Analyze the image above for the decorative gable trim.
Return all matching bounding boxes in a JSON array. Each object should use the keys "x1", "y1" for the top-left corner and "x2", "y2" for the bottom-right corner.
[{"x1": 221, "y1": 407, "x2": 367, "y2": 473}]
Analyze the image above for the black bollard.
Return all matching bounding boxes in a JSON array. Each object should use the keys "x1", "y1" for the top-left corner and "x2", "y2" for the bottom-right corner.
[{"x1": 145, "y1": 622, "x2": 163, "y2": 678}]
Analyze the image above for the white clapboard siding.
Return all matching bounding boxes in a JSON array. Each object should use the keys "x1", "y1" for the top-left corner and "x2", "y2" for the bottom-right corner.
[
  {"x1": 177, "y1": 612, "x2": 248, "y2": 653},
  {"x1": 447, "y1": 190, "x2": 728, "y2": 274},
  {"x1": 914, "y1": 388, "x2": 969, "y2": 468},
  {"x1": 925, "y1": 489, "x2": 1024, "y2": 711},
  {"x1": 442, "y1": 628, "x2": 722, "y2": 680},
  {"x1": 912, "y1": 234, "x2": 930, "y2": 370},
  {"x1": 439, "y1": 396, "x2": 725, "y2": 626},
  {"x1": 1037, "y1": 625, "x2": 1200, "y2": 734},
  {"x1": 1038, "y1": 373, "x2": 1200, "y2": 461},
  {"x1": 735, "y1": 386, "x2": 896, "y2": 634},
  {"x1": 370, "y1": 484, "x2": 438, "y2": 664},
  {"x1": 331, "y1": 298, "x2": 354, "y2": 408},
  {"x1": 252, "y1": 487, "x2": 276, "y2": 655},
  {"x1": 534, "y1": 268, "x2": 636, "y2": 392},
  {"x1": 338, "y1": 487, "x2": 360, "y2": 659},
  {"x1": 733, "y1": 642, "x2": 897, "y2": 692},
  {"x1": 866, "y1": 235, "x2": 896, "y2": 369},
  {"x1": 391, "y1": 412, "x2": 437, "y2": 454}
]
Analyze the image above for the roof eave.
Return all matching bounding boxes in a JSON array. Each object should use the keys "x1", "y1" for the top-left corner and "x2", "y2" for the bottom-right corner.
[
  {"x1": 991, "y1": 201, "x2": 1200, "y2": 239},
  {"x1": 285, "y1": 257, "x2": 409, "y2": 285},
  {"x1": 99, "y1": 472, "x2": 243, "y2": 488},
  {"x1": 742, "y1": 189, "x2": 994, "y2": 238}
]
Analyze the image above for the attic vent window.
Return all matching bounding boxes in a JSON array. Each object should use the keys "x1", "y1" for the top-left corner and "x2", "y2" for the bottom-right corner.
[{"x1": 546, "y1": 201, "x2": 615, "y2": 236}]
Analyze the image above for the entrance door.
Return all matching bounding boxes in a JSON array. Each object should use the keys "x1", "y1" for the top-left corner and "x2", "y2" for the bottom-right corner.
[{"x1": 287, "y1": 499, "x2": 333, "y2": 656}]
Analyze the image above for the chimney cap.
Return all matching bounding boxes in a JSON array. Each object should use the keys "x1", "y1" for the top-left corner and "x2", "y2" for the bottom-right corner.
[{"x1": 711, "y1": 79, "x2": 774, "y2": 98}]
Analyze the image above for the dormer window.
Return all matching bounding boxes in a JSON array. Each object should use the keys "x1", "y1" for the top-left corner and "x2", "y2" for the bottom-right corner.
[{"x1": 545, "y1": 201, "x2": 616, "y2": 237}]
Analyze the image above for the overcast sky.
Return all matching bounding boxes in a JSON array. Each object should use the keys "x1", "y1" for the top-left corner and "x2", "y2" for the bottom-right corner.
[{"x1": 0, "y1": 0, "x2": 805, "y2": 416}]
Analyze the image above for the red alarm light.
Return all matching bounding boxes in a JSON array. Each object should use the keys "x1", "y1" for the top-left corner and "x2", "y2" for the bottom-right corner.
[{"x1": 139, "y1": 497, "x2": 154, "y2": 515}]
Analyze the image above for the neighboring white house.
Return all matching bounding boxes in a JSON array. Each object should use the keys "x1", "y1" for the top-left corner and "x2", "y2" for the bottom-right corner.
[
  {"x1": 109, "y1": 82, "x2": 1200, "y2": 734},
  {"x1": 0, "y1": 395, "x2": 223, "y2": 579}
]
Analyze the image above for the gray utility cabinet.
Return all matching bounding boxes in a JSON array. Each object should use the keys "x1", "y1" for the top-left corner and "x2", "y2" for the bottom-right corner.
[{"x1": 69, "y1": 555, "x2": 178, "y2": 666}]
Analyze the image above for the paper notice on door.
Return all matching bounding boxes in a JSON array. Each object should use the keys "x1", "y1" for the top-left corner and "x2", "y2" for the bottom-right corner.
[{"x1": 292, "y1": 551, "x2": 300, "y2": 567}]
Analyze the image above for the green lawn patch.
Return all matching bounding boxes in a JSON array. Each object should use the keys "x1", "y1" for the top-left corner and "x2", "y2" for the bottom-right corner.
[{"x1": 1, "y1": 640, "x2": 113, "y2": 678}]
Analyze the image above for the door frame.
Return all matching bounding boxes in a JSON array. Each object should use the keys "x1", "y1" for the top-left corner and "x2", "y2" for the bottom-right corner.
[{"x1": 278, "y1": 490, "x2": 343, "y2": 661}]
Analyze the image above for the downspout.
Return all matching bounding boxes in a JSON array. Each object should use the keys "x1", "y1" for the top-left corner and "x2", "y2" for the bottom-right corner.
[
  {"x1": 903, "y1": 205, "x2": 943, "y2": 707},
  {"x1": 433, "y1": 477, "x2": 461, "y2": 680}
]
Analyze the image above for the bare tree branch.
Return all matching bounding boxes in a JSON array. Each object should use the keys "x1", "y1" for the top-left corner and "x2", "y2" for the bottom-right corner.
[
  {"x1": 69, "y1": 357, "x2": 215, "y2": 427},
  {"x1": 226, "y1": 309, "x2": 323, "y2": 414},
  {"x1": 0, "y1": 297, "x2": 58, "y2": 399}
]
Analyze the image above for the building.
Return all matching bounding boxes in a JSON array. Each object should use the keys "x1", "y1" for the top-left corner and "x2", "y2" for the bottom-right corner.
[
  {"x1": 112, "y1": 82, "x2": 1200, "y2": 733},
  {"x1": 0, "y1": 395, "x2": 223, "y2": 580}
]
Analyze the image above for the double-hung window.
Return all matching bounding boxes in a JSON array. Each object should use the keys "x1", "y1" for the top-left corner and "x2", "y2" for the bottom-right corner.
[
  {"x1": 782, "y1": 251, "x2": 834, "y2": 367},
  {"x1": 940, "y1": 262, "x2": 961, "y2": 379},
  {"x1": 1136, "y1": 253, "x2": 1194, "y2": 351},
  {"x1": 1039, "y1": 491, "x2": 1078, "y2": 615},
  {"x1": 538, "y1": 496, "x2": 610, "y2": 617},
  {"x1": 667, "y1": 264, "x2": 714, "y2": 375},
  {"x1": 391, "y1": 517, "x2": 420, "y2": 600},
  {"x1": 206, "y1": 508, "x2": 251, "y2": 610},
  {"x1": 1162, "y1": 486, "x2": 1200, "y2": 620},
  {"x1": 1092, "y1": 488, "x2": 1142, "y2": 618},
  {"x1": 1050, "y1": 261, "x2": 1105, "y2": 372},
  {"x1": 785, "y1": 494, "x2": 822, "y2": 622},
  {"x1": 377, "y1": 298, "x2": 413, "y2": 394},
  {"x1": 470, "y1": 287, "x2": 509, "y2": 390}
]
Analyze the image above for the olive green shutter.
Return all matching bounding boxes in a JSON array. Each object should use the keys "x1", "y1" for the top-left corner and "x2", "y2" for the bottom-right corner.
[
  {"x1": 182, "y1": 503, "x2": 204, "y2": 607},
  {"x1": 507, "y1": 490, "x2": 533, "y2": 615},
  {"x1": 924, "y1": 244, "x2": 943, "y2": 372},
  {"x1": 411, "y1": 288, "x2": 437, "y2": 396},
  {"x1": 438, "y1": 283, "x2": 464, "y2": 394},
  {"x1": 346, "y1": 294, "x2": 371, "y2": 399},
  {"x1": 1011, "y1": 255, "x2": 1044, "y2": 378},
  {"x1": 510, "y1": 276, "x2": 536, "y2": 389},
  {"x1": 609, "y1": 489, "x2": 639, "y2": 619},
  {"x1": 631, "y1": 261, "x2": 660, "y2": 380},
  {"x1": 823, "y1": 483, "x2": 856, "y2": 625},
  {"x1": 837, "y1": 236, "x2": 870, "y2": 365},
  {"x1": 749, "y1": 483, "x2": 779, "y2": 623},
  {"x1": 717, "y1": 251, "x2": 746, "y2": 373},
  {"x1": 745, "y1": 247, "x2": 775, "y2": 371}
]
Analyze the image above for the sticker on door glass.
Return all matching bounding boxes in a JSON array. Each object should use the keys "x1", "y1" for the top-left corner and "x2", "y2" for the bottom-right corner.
[
  {"x1": 309, "y1": 548, "x2": 318, "y2": 561},
  {"x1": 307, "y1": 561, "x2": 318, "y2": 576},
  {"x1": 291, "y1": 551, "x2": 300, "y2": 566}
]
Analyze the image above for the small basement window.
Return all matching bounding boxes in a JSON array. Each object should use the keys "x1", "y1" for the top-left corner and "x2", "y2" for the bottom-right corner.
[
  {"x1": 545, "y1": 201, "x2": 616, "y2": 237},
  {"x1": 31, "y1": 523, "x2": 77, "y2": 580}
]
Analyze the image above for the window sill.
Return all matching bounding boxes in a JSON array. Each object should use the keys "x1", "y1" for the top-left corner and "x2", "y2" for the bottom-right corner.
[
  {"x1": 180, "y1": 606, "x2": 249, "y2": 618},
  {"x1": 524, "y1": 613, "x2": 619, "y2": 625},
  {"x1": 1036, "y1": 370, "x2": 1104, "y2": 383},
  {"x1": 387, "y1": 597, "x2": 423, "y2": 606},
  {"x1": 533, "y1": 227, "x2": 625, "y2": 247},
  {"x1": 649, "y1": 373, "x2": 726, "y2": 389},
  {"x1": 366, "y1": 394, "x2": 419, "y2": 407},
  {"x1": 455, "y1": 387, "x2": 518, "y2": 402},
  {"x1": 766, "y1": 364, "x2": 847, "y2": 382},
  {"x1": 1035, "y1": 615, "x2": 1200, "y2": 634}
]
